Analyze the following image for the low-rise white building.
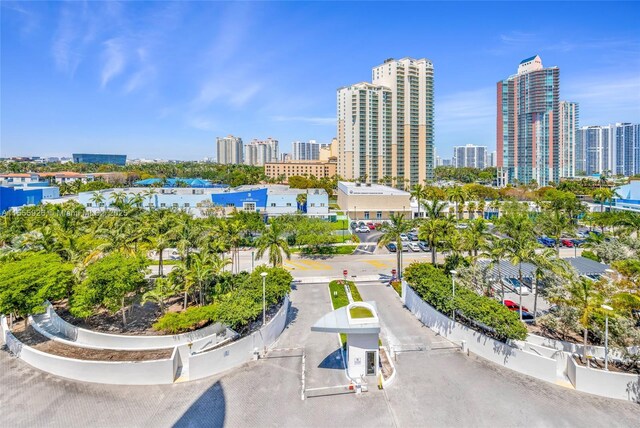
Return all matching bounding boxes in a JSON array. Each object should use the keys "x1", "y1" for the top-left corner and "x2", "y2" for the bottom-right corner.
[{"x1": 337, "y1": 182, "x2": 411, "y2": 221}]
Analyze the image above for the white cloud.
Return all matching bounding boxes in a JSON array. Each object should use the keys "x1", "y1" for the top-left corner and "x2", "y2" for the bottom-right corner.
[
  {"x1": 101, "y1": 38, "x2": 126, "y2": 87},
  {"x1": 564, "y1": 73, "x2": 640, "y2": 124}
]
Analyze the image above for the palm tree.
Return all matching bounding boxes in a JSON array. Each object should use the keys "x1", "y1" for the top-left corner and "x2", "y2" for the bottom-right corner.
[
  {"x1": 170, "y1": 216, "x2": 203, "y2": 266},
  {"x1": 467, "y1": 201, "x2": 476, "y2": 220},
  {"x1": 419, "y1": 217, "x2": 454, "y2": 265},
  {"x1": 565, "y1": 277, "x2": 604, "y2": 362},
  {"x1": 255, "y1": 222, "x2": 291, "y2": 267},
  {"x1": 481, "y1": 237, "x2": 509, "y2": 301},
  {"x1": 536, "y1": 210, "x2": 574, "y2": 256},
  {"x1": 142, "y1": 188, "x2": 157, "y2": 208},
  {"x1": 142, "y1": 277, "x2": 176, "y2": 314},
  {"x1": 592, "y1": 188, "x2": 615, "y2": 223},
  {"x1": 190, "y1": 251, "x2": 214, "y2": 305},
  {"x1": 616, "y1": 212, "x2": 640, "y2": 237},
  {"x1": 423, "y1": 198, "x2": 448, "y2": 219},
  {"x1": 89, "y1": 192, "x2": 105, "y2": 211},
  {"x1": 378, "y1": 213, "x2": 414, "y2": 278},
  {"x1": 110, "y1": 191, "x2": 127, "y2": 210},
  {"x1": 464, "y1": 218, "x2": 489, "y2": 258},
  {"x1": 477, "y1": 200, "x2": 486, "y2": 220},
  {"x1": 529, "y1": 250, "x2": 568, "y2": 322},
  {"x1": 410, "y1": 184, "x2": 428, "y2": 219},
  {"x1": 504, "y1": 237, "x2": 538, "y2": 321},
  {"x1": 167, "y1": 256, "x2": 202, "y2": 310},
  {"x1": 447, "y1": 186, "x2": 467, "y2": 223}
]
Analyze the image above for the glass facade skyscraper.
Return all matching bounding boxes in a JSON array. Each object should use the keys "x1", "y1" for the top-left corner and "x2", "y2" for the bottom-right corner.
[{"x1": 497, "y1": 55, "x2": 560, "y2": 185}]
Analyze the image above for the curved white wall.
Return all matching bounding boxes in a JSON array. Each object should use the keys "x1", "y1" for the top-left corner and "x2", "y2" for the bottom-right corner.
[
  {"x1": 34, "y1": 302, "x2": 231, "y2": 350},
  {"x1": 1, "y1": 316, "x2": 178, "y2": 385},
  {"x1": 1, "y1": 296, "x2": 290, "y2": 385}
]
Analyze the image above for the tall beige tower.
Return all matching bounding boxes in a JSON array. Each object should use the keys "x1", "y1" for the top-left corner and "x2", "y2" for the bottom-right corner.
[{"x1": 337, "y1": 58, "x2": 434, "y2": 187}]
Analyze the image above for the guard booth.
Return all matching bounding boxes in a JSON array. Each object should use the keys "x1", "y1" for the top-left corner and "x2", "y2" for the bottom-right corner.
[{"x1": 311, "y1": 301, "x2": 380, "y2": 380}]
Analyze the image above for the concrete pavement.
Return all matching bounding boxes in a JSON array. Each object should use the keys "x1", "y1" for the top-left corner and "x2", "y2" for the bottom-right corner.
[{"x1": 3, "y1": 276, "x2": 639, "y2": 427}]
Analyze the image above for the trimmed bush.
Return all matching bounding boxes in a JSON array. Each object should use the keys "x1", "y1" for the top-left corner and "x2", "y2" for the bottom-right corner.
[
  {"x1": 153, "y1": 267, "x2": 292, "y2": 334},
  {"x1": 404, "y1": 263, "x2": 527, "y2": 341}
]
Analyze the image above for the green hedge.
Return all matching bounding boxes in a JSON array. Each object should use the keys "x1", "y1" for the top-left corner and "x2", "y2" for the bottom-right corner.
[
  {"x1": 153, "y1": 266, "x2": 292, "y2": 334},
  {"x1": 404, "y1": 263, "x2": 527, "y2": 341}
]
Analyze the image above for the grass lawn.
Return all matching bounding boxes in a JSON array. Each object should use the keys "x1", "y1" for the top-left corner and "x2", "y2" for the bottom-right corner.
[
  {"x1": 391, "y1": 280, "x2": 402, "y2": 297},
  {"x1": 295, "y1": 244, "x2": 357, "y2": 255},
  {"x1": 330, "y1": 219, "x2": 349, "y2": 230},
  {"x1": 349, "y1": 306, "x2": 374, "y2": 318},
  {"x1": 328, "y1": 280, "x2": 364, "y2": 346}
]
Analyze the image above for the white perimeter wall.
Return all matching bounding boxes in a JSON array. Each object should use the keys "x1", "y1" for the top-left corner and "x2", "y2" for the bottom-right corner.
[
  {"x1": 402, "y1": 282, "x2": 559, "y2": 384},
  {"x1": 567, "y1": 358, "x2": 639, "y2": 402},
  {"x1": 1, "y1": 316, "x2": 177, "y2": 385},
  {"x1": 189, "y1": 295, "x2": 290, "y2": 380},
  {"x1": 36, "y1": 302, "x2": 228, "y2": 350},
  {"x1": 402, "y1": 281, "x2": 640, "y2": 402}
]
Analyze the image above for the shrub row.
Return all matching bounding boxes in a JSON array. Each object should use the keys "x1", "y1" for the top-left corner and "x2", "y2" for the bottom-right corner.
[
  {"x1": 153, "y1": 267, "x2": 293, "y2": 334},
  {"x1": 404, "y1": 263, "x2": 527, "y2": 341}
]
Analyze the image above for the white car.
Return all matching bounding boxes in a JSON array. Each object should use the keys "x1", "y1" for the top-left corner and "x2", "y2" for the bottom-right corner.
[
  {"x1": 400, "y1": 233, "x2": 409, "y2": 241},
  {"x1": 408, "y1": 242, "x2": 421, "y2": 252},
  {"x1": 356, "y1": 226, "x2": 370, "y2": 233}
]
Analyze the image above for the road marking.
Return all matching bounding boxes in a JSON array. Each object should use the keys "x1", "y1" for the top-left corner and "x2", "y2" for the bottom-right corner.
[
  {"x1": 284, "y1": 260, "x2": 310, "y2": 270},
  {"x1": 298, "y1": 260, "x2": 332, "y2": 270},
  {"x1": 363, "y1": 260, "x2": 391, "y2": 269}
]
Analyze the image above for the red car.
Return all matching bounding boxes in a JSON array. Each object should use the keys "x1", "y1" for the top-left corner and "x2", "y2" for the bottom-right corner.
[
  {"x1": 561, "y1": 239, "x2": 574, "y2": 247},
  {"x1": 367, "y1": 222, "x2": 376, "y2": 230},
  {"x1": 503, "y1": 300, "x2": 529, "y2": 313}
]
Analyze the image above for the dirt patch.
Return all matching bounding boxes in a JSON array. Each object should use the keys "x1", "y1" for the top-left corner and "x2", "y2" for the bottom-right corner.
[
  {"x1": 11, "y1": 324, "x2": 172, "y2": 361},
  {"x1": 53, "y1": 297, "x2": 184, "y2": 336},
  {"x1": 527, "y1": 323, "x2": 585, "y2": 344}
]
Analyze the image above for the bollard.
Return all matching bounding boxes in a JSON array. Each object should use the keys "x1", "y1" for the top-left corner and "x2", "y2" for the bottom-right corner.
[{"x1": 461, "y1": 340, "x2": 468, "y2": 355}]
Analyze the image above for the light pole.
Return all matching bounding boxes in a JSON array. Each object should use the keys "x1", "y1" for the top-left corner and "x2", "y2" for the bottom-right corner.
[
  {"x1": 450, "y1": 270, "x2": 458, "y2": 322},
  {"x1": 602, "y1": 304, "x2": 613, "y2": 371},
  {"x1": 261, "y1": 272, "x2": 268, "y2": 326},
  {"x1": 251, "y1": 251, "x2": 255, "y2": 273}
]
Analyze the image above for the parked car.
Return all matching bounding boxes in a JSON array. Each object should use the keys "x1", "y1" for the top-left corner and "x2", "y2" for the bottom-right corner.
[
  {"x1": 502, "y1": 300, "x2": 530, "y2": 313},
  {"x1": 407, "y1": 231, "x2": 419, "y2": 241},
  {"x1": 400, "y1": 233, "x2": 409, "y2": 241},
  {"x1": 386, "y1": 243, "x2": 397, "y2": 252},
  {"x1": 356, "y1": 226, "x2": 370, "y2": 233},
  {"x1": 366, "y1": 222, "x2": 376, "y2": 230},
  {"x1": 350, "y1": 221, "x2": 358, "y2": 230},
  {"x1": 571, "y1": 238, "x2": 586, "y2": 247},
  {"x1": 418, "y1": 241, "x2": 429, "y2": 252},
  {"x1": 537, "y1": 237, "x2": 555, "y2": 248},
  {"x1": 358, "y1": 221, "x2": 366, "y2": 228},
  {"x1": 408, "y1": 242, "x2": 421, "y2": 252},
  {"x1": 561, "y1": 238, "x2": 574, "y2": 247}
]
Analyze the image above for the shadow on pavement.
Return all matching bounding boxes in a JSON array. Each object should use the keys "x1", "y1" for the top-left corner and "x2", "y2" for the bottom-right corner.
[
  {"x1": 318, "y1": 347, "x2": 346, "y2": 370},
  {"x1": 172, "y1": 381, "x2": 226, "y2": 428}
]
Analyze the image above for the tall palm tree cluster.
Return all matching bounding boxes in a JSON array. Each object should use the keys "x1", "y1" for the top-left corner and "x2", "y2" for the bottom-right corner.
[{"x1": 0, "y1": 199, "x2": 269, "y2": 320}]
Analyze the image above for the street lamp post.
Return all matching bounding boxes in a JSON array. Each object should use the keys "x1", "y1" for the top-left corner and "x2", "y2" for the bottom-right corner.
[
  {"x1": 251, "y1": 251, "x2": 255, "y2": 273},
  {"x1": 602, "y1": 304, "x2": 613, "y2": 371},
  {"x1": 261, "y1": 272, "x2": 268, "y2": 326},
  {"x1": 450, "y1": 270, "x2": 458, "y2": 322}
]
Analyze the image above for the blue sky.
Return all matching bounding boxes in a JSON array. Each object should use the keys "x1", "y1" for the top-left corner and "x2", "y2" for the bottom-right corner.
[{"x1": 2, "y1": 1, "x2": 639, "y2": 160}]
